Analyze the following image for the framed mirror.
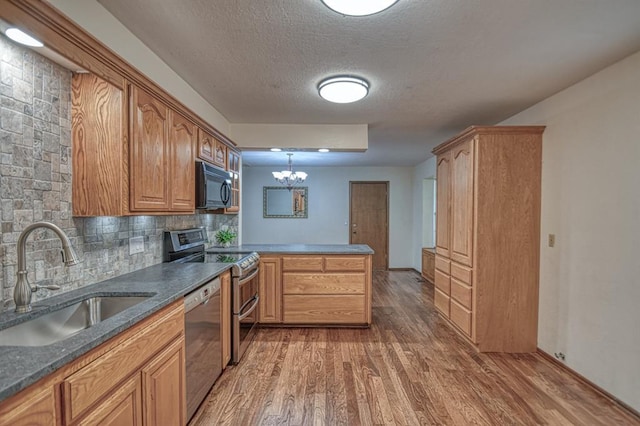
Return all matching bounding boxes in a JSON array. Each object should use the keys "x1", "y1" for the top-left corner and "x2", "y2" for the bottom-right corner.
[{"x1": 263, "y1": 186, "x2": 308, "y2": 218}]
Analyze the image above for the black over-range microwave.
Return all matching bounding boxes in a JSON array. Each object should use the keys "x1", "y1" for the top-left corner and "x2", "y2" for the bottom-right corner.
[{"x1": 195, "y1": 161, "x2": 232, "y2": 209}]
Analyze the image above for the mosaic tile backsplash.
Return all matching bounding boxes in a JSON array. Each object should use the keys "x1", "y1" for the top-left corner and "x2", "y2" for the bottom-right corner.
[{"x1": 0, "y1": 35, "x2": 237, "y2": 310}]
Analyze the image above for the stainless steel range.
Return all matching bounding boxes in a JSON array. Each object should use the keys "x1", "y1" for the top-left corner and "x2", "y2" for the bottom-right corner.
[
  {"x1": 164, "y1": 228, "x2": 260, "y2": 366},
  {"x1": 206, "y1": 250, "x2": 260, "y2": 364}
]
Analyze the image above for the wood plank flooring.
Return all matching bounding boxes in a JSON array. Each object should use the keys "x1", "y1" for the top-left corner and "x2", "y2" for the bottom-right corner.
[{"x1": 191, "y1": 271, "x2": 639, "y2": 425}]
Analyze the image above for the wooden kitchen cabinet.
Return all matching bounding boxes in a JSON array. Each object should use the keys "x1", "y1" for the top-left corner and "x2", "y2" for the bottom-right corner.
[
  {"x1": 220, "y1": 270, "x2": 232, "y2": 367},
  {"x1": 142, "y1": 337, "x2": 186, "y2": 426},
  {"x1": 259, "y1": 256, "x2": 282, "y2": 324},
  {"x1": 225, "y1": 149, "x2": 241, "y2": 214},
  {"x1": 169, "y1": 110, "x2": 197, "y2": 211},
  {"x1": 72, "y1": 73, "x2": 128, "y2": 217},
  {"x1": 198, "y1": 128, "x2": 227, "y2": 169},
  {"x1": 0, "y1": 301, "x2": 187, "y2": 426},
  {"x1": 0, "y1": 385, "x2": 58, "y2": 426},
  {"x1": 433, "y1": 126, "x2": 544, "y2": 353},
  {"x1": 76, "y1": 374, "x2": 142, "y2": 426},
  {"x1": 280, "y1": 254, "x2": 372, "y2": 325},
  {"x1": 72, "y1": 75, "x2": 202, "y2": 215},
  {"x1": 421, "y1": 248, "x2": 435, "y2": 283},
  {"x1": 129, "y1": 85, "x2": 171, "y2": 211}
]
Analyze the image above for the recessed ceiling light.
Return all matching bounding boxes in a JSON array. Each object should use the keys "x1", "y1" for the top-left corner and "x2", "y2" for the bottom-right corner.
[
  {"x1": 270, "y1": 148, "x2": 282, "y2": 152},
  {"x1": 321, "y1": 0, "x2": 399, "y2": 16},
  {"x1": 5, "y1": 28, "x2": 44, "y2": 47},
  {"x1": 318, "y1": 76, "x2": 369, "y2": 104},
  {"x1": 318, "y1": 148, "x2": 330, "y2": 153}
]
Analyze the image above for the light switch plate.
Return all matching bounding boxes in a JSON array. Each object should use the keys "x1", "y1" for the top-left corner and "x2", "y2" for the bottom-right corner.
[{"x1": 129, "y1": 236, "x2": 144, "y2": 255}]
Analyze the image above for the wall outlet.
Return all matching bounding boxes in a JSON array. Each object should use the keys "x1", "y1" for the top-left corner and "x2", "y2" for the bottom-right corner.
[
  {"x1": 554, "y1": 352, "x2": 566, "y2": 361},
  {"x1": 129, "y1": 236, "x2": 144, "y2": 255},
  {"x1": 548, "y1": 234, "x2": 556, "y2": 247}
]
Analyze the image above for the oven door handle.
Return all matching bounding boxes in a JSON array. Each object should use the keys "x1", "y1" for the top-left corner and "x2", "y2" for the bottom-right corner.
[
  {"x1": 238, "y1": 294, "x2": 260, "y2": 320},
  {"x1": 238, "y1": 267, "x2": 260, "y2": 285}
]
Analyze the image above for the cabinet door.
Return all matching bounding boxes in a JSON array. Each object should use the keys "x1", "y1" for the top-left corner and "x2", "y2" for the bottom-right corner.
[
  {"x1": 130, "y1": 86, "x2": 170, "y2": 211},
  {"x1": 435, "y1": 152, "x2": 451, "y2": 257},
  {"x1": 0, "y1": 386, "x2": 57, "y2": 426},
  {"x1": 450, "y1": 138, "x2": 475, "y2": 267},
  {"x1": 142, "y1": 337, "x2": 186, "y2": 426},
  {"x1": 259, "y1": 257, "x2": 282, "y2": 323},
  {"x1": 213, "y1": 139, "x2": 227, "y2": 169},
  {"x1": 197, "y1": 127, "x2": 215, "y2": 164},
  {"x1": 170, "y1": 111, "x2": 196, "y2": 211},
  {"x1": 221, "y1": 271, "x2": 232, "y2": 368},
  {"x1": 225, "y1": 150, "x2": 240, "y2": 213},
  {"x1": 76, "y1": 374, "x2": 142, "y2": 426}
]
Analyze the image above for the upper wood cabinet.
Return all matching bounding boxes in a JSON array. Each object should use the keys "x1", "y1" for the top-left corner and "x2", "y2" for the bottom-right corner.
[
  {"x1": 435, "y1": 152, "x2": 451, "y2": 258},
  {"x1": 169, "y1": 111, "x2": 197, "y2": 211},
  {"x1": 432, "y1": 126, "x2": 544, "y2": 353},
  {"x1": 72, "y1": 73, "x2": 127, "y2": 217},
  {"x1": 198, "y1": 128, "x2": 227, "y2": 169},
  {"x1": 450, "y1": 139, "x2": 474, "y2": 267},
  {"x1": 130, "y1": 85, "x2": 171, "y2": 211},
  {"x1": 225, "y1": 150, "x2": 241, "y2": 214}
]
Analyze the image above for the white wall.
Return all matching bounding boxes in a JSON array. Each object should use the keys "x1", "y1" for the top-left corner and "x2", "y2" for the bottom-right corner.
[
  {"x1": 501, "y1": 50, "x2": 640, "y2": 411},
  {"x1": 242, "y1": 166, "x2": 414, "y2": 268},
  {"x1": 411, "y1": 157, "x2": 437, "y2": 269},
  {"x1": 48, "y1": 0, "x2": 230, "y2": 134}
]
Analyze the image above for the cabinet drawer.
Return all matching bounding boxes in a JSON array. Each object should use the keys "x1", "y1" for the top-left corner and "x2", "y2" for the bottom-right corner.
[
  {"x1": 434, "y1": 289, "x2": 450, "y2": 317},
  {"x1": 450, "y1": 300, "x2": 471, "y2": 337},
  {"x1": 63, "y1": 302, "x2": 183, "y2": 422},
  {"x1": 324, "y1": 256, "x2": 366, "y2": 271},
  {"x1": 434, "y1": 269, "x2": 450, "y2": 295},
  {"x1": 283, "y1": 295, "x2": 366, "y2": 324},
  {"x1": 450, "y1": 278, "x2": 472, "y2": 310},
  {"x1": 282, "y1": 256, "x2": 323, "y2": 272},
  {"x1": 435, "y1": 256, "x2": 450, "y2": 274},
  {"x1": 283, "y1": 273, "x2": 365, "y2": 294},
  {"x1": 451, "y1": 262, "x2": 472, "y2": 285}
]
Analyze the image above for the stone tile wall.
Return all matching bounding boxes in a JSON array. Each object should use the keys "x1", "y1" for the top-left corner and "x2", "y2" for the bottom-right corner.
[{"x1": 0, "y1": 35, "x2": 237, "y2": 311}]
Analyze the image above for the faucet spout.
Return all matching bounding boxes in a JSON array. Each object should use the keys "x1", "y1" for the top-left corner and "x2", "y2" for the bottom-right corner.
[{"x1": 14, "y1": 222, "x2": 80, "y2": 313}]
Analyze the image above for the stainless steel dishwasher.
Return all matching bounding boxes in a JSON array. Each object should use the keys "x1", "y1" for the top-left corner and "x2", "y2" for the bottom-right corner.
[{"x1": 184, "y1": 278, "x2": 222, "y2": 421}]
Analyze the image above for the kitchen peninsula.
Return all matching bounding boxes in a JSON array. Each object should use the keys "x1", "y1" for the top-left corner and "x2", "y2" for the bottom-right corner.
[{"x1": 209, "y1": 244, "x2": 374, "y2": 326}]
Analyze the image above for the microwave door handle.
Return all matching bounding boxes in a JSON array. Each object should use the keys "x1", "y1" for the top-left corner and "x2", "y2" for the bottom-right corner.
[{"x1": 221, "y1": 181, "x2": 231, "y2": 205}]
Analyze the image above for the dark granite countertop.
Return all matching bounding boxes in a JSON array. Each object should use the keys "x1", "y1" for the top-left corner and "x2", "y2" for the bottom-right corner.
[
  {"x1": 0, "y1": 262, "x2": 231, "y2": 403},
  {"x1": 207, "y1": 243, "x2": 374, "y2": 255}
]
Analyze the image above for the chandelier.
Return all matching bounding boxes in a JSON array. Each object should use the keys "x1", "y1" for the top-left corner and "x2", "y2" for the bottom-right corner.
[{"x1": 272, "y1": 153, "x2": 307, "y2": 190}]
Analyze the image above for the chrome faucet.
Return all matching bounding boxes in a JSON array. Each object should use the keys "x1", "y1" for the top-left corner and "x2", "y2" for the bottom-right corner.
[{"x1": 14, "y1": 222, "x2": 80, "y2": 313}]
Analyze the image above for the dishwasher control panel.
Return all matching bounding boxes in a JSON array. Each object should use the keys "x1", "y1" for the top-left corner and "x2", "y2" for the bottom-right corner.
[{"x1": 184, "y1": 277, "x2": 220, "y2": 313}]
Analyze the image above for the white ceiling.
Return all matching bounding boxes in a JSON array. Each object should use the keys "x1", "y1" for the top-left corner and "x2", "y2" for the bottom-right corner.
[{"x1": 98, "y1": 0, "x2": 640, "y2": 167}]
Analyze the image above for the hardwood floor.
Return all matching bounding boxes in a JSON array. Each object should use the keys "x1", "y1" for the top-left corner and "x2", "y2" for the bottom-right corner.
[{"x1": 191, "y1": 271, "x2": 639, "y2": 425}]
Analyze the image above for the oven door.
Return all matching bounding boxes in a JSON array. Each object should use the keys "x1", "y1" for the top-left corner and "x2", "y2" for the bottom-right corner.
[{"x1": 232, "y1": 266, "x2": 260, "y2": 364}]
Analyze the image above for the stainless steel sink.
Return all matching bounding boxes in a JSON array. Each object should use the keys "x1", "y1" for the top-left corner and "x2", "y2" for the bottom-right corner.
[{"x1": 0, "y1": 295, "x2": 151, "y2": 347}]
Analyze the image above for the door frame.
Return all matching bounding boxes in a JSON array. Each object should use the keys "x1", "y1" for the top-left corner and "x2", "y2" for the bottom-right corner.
[{"x1": 349, "y1": 181, "x2": 390, "y2": 270}]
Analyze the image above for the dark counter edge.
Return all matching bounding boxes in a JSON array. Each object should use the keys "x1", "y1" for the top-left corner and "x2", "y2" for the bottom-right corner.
[
  {"x1": 0, "y1": 262, "x2": 232, "y2": 403},
  {"x1": 207, "y1": 244, "x2": 374, "y2": 255}
]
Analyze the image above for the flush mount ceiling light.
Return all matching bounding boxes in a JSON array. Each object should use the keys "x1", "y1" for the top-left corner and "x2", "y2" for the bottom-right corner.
[
  {"x1": 321, "y1": 0, "x2": 399, "y2": 16},
  {"x1": 272, "y1": 153, "x2": 307, "y2": 190},
  {"x1": 5, "y1": 28, "x2": 43, "y2": 47},
  {"x1": 318, "y1": 148, "x2": 330, "y2": 153},
  {"x1": 270, "y1": 148, "x2": 282, "y2": 152},
  {"x1": 318, "y1": 76, "x2": 369, "y2": 104}
]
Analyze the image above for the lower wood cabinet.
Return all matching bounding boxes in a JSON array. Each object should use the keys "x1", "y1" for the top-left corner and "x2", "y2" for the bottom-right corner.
[
  {"x1": 0, "y1": 300, "x2": 186, "y2": 426},
  {"x1": 421, "y1": 248, "x2": 435, "y2": 283},
  {"x1": 220, "y1": 270, "x2": 232, "y2": 367},
  {"x1": 259, "y1": 254, "x2": 372, "y2": 326}
]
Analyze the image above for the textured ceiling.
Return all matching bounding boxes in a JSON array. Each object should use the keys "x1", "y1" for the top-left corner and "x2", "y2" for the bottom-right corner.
[{"x1": 98, "y1": 0, "x2": 640, "y2": 166}]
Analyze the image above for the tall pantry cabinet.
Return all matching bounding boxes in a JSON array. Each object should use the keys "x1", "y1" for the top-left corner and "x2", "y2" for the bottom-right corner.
[{"x1": 433, "y1": 126, "x2": 545, "y2": 353}]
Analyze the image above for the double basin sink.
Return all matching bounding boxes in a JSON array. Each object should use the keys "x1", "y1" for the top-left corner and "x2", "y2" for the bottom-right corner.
[{"x1": 0, "y1": 295, "x2": 152, "y2": 347}]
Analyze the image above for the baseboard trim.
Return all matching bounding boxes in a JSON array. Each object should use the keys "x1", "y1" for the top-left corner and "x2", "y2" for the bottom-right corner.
[{"x1": 537, "y1": 348, "x2": 640, "y2": 420}]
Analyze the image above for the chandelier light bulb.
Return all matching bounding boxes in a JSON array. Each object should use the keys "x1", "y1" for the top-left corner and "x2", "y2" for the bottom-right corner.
[{"x1": 272, "y1": 153, "x2": 307, "y2": 190}]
